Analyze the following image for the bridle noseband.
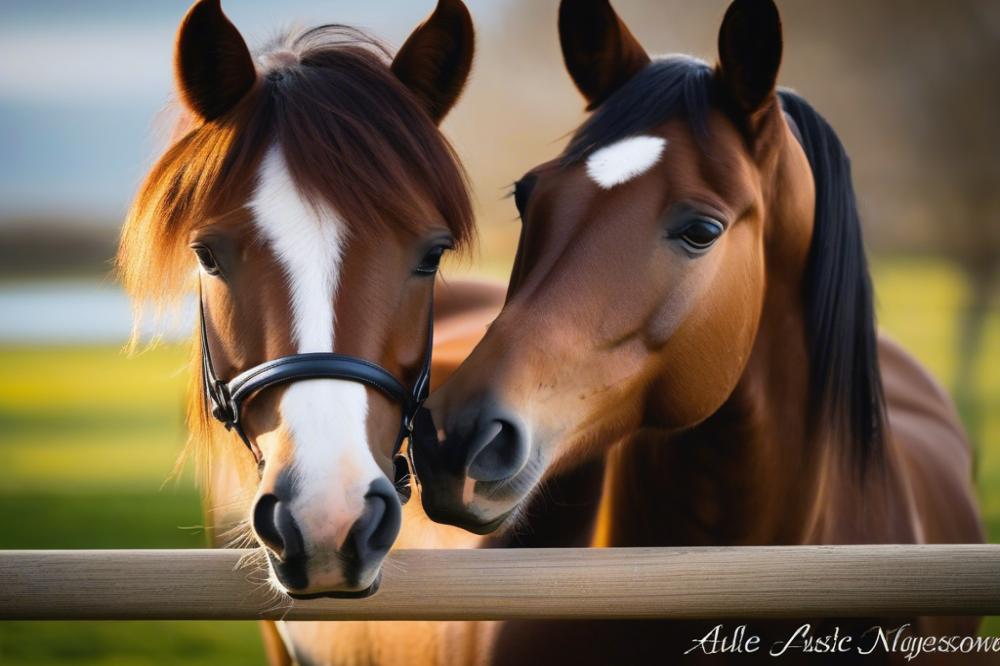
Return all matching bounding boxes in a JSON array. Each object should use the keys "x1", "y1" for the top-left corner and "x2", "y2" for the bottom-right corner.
[{"x1": 199, "y1": 283, "x2": 432, "y2": 502}]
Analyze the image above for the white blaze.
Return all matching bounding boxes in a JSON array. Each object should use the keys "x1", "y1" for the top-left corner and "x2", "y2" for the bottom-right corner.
[
  {"x1": 250, "y1": 147, "x2": 382, "y2": 547},
  {"x1": 585, "y1": 135, "x2": 667, "y2": 189},
  {"x1": 252, "y1": 148, "x2": 342, "y2": 353}
]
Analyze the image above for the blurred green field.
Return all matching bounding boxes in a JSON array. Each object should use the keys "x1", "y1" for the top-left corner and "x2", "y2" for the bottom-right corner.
[
  {"x1": 0, "y1": 343, "x2": 265, "y2": 665},
  {"x1": 0, "y1": 257, "x2": 997, "y2": 664}
]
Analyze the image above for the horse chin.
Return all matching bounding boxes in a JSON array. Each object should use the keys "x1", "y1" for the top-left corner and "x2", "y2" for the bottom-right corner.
[
  {"x1": 415, "y1": 448, "x2": 539, "y2": 534},
  {"x1": 420, "y1": 491, "x2": 515, "y2": 534},
  {"x1": 267, "y1": 551, "x2": 383, "y2": 599},
  {"x1": 455, "y1": 510, "x2": 513, "y2": 535},
  {"x1": 284, "y1": 571, "x2": 383, "y2": 600}
]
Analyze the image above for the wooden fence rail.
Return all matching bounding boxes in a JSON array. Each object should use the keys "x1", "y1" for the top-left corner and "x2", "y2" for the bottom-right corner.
[{"x1": 2, "y1": 545, "x2": 998, "y2": 621}]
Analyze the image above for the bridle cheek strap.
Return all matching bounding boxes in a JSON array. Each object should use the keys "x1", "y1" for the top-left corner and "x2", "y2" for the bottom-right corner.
[{"x1": 199, "y1": 284, "x2": 433, "y2": 502}]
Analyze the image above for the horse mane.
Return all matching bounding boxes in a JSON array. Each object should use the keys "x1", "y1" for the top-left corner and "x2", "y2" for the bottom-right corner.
[
  {"x1": 119, "y1": 24, "x2": 474, "y2": 326},
  {"x1": 117, "y1": 24, "x2": 476, "y2": 499},
  {"x1": 778, "y1": 90, "x2": 886, "y2": 471},
  {"x1": 562, "y1": 57, "x2": 886, "y2": 472},
  {"x1": 563, "y1": 56, "x2": 713, "y2": 163}
]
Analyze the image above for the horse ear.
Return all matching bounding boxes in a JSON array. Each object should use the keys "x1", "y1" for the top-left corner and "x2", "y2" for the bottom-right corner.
[
  {"x1": 717, "y1": 0, "x2": 783, "y2": 116},
  {"x1": 174, "y1": 0, "x2": 256, "y2": 122},
  {"x1": 558, "y1": 0, "x2": 650, "y2": 111},
  {"x1": 391, "y1": 0, "x2": 475, "y2": 124}
]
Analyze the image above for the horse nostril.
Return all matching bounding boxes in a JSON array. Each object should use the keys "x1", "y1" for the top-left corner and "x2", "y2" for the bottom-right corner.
[
  {"x1": 253, "y1": 494, "x2": 283, "y2": 554},
  {"x1": 465, "y1": 418, "x2": 528, "y2": 482},
  {"x1": 252, "y1": 493, "x2": 304, "y2": 560},
  {"x1": 343, "y1": 477, "x2": 402, "y2": 572}
]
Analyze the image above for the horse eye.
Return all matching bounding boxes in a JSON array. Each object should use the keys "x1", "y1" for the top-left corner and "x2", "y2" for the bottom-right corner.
[
  {"x1": 675, "y1": 218, "x2": 724, "y2": 254},
  {"x1": 415, "y1": 244, "x2": 449, "y2": 275},
  {"x1": 192, "y1": 244, "x2": 221, "y2": 275}
]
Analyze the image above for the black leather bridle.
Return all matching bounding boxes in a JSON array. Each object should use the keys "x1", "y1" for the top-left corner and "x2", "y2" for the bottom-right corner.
[{"x1": 199, "y1": 283, "x2": 432, "y2": 501}]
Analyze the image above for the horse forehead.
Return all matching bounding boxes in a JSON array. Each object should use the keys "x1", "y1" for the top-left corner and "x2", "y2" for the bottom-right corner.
[
  {"x1": 622, "y1": 119, "x2": 757, "y2": 207},
  {"x1": 250, "y1": 147, "x2": 347, "y2": 353},
  {"x1": 577, "y1": 115, "x2": 703, "y2": 188},
  {"x1": 585, "y1": 135, "x2": 669, "y2": 189},
  {"x1": 577, "y1": 116, "x2": 742, "y2": 194}
]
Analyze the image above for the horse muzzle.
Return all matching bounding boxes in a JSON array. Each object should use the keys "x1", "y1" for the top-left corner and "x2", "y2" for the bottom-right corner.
[{"x1": 255, "y1": 476, "x2": 402, "y2": 597}]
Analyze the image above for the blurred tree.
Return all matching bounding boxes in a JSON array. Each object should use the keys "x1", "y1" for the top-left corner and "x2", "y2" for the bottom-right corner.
[
  {"x1": 885, "y1": 1, "x2": 1000, "y2": 436},
  {"x1": 794, "y1": 0, "x2": 1000, "y2": 441}
]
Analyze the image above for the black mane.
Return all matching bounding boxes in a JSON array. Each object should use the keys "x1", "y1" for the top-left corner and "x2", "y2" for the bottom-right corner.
[
  {"x1": 781, "y1": 91, "x2": 886, "y2": 470},
  {"x1": 563, "y1": 56, "x2": 886, "y2": 471},
  {"x1": 564, "y1": 56, "x2": 713, "y2": 163}
]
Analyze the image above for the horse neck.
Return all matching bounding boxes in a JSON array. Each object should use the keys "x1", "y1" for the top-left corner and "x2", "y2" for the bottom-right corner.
[{"x1": 597, "y1": 287, "x2": 829, "y2": 547}]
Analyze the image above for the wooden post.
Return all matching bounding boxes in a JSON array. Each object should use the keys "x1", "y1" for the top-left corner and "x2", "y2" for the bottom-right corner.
[{"x1": 2, "y1": 545, "x2": 998, "y2": 620}]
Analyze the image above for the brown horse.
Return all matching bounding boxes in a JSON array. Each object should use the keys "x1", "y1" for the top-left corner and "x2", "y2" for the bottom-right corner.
[
  {"x1": 119, "y1": 1, "x2": 505, "y2": 663},
  {"x1": 414, "y1": 0, "x2": 986, "y2": 662}
]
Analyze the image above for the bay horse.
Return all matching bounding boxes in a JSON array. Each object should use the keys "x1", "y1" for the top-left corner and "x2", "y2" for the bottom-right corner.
[
  {"x1": 119, "y1": 1, "x2": 504, "y2": 663},
  {"x1": 413, "y1": 0, "x2": 986, "y2": 662}
]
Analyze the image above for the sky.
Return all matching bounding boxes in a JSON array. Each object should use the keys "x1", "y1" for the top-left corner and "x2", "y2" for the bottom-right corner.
[{"x1": 0, "y1": 0, "x2": 507, "y2": 224}]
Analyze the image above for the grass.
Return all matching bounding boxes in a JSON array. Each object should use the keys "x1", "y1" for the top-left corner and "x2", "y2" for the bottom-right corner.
[
  {"x1": 0, "y1": 622, "x2": 263, "y2": 666},
  {"x1": 0, "y1": 256, "x2": 997, "y2": 662},
  {"x1": 0, "y1": 343, "x2": 264, "y2": 665}
]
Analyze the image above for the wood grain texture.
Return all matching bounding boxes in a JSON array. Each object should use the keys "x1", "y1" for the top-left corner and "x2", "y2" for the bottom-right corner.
[{"x1": 2, "y1": 546, "x2": 998, "y2": 620}]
